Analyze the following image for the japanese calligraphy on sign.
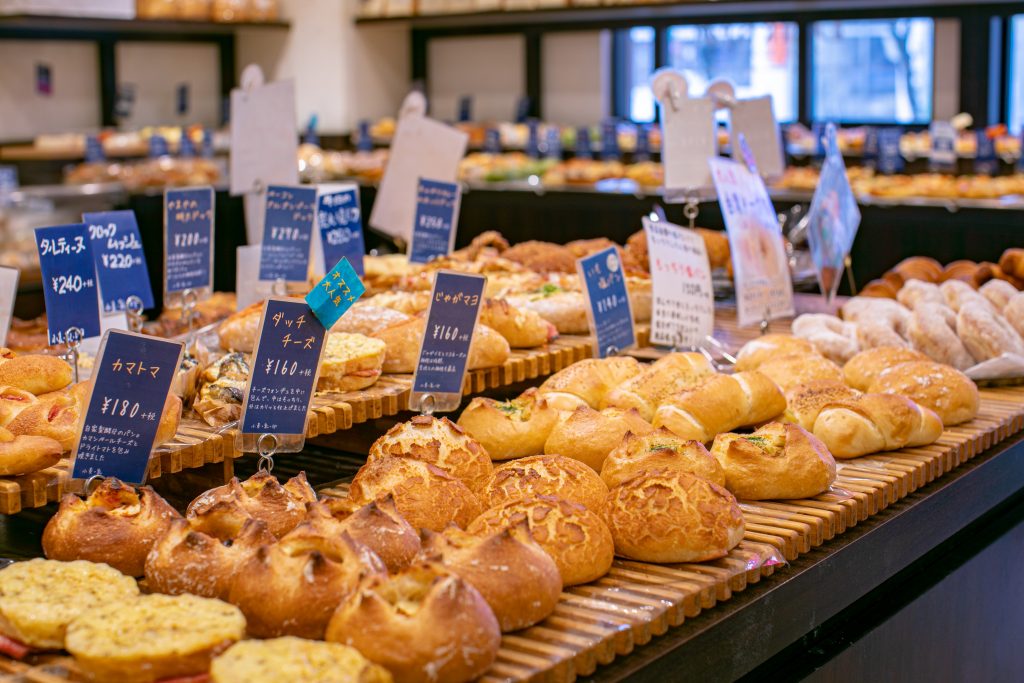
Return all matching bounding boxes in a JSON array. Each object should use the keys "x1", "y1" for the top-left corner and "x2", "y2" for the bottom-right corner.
[
  {"x1": 317, "y1": 185, "x2": 366, "y2": 277},
  {"x1": 163, "y1": 186, "x2": 214, "y2": 301},
  {"x1": 409, "y1": 178, "x2": 461, "y2": 264},
  {"x1": 577, "y1": 247, "x2": 635, "y2": 358},
  {"x1": 259, "y1": 185, "x2": 317, "y2": 282},
  {"x1": 83, "y1": 210, "x2": 154, "y2": 313},
  {"x1": 642, "y1": 217, "x2": 714, "y2": 347},
  {"x1": 35, "y1": 224, "x2": 101, "y2": 345},
  {"x1": 71, "y1": 330, "x2": 184, "y2": 484},
  {"x1": 305, "y1": 257, "x2": 366, "y2": 329}
]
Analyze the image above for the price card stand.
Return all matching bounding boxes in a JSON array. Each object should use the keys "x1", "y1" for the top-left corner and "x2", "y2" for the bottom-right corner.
[
  {"x1": 316, "y1": 183, "x2": 365, "y2": 277},
  {"x1": 163, "y1": 186, "x2": 215, "y2": 344},
  {"x1": 728, "y1": 94, "x2": 786, "y2": 182},
  {"x1": 409, "y1": 178, "x2": 461, "y2": 264},
  {"x1": 651, "y1": 68, "x2": 716, "y2": 204},
  {"x1": 409, "y1": 271, "x2": 486, "y2": 414},
  {"x1": 82, "y1": 210, "x2": 155, "y2": 315},
  {"x1": 577, "y1": 247, "x2": 635, "y2": 358},
  {"x1": 258, "y1": 184, "x2": 317, "y2": 290}
]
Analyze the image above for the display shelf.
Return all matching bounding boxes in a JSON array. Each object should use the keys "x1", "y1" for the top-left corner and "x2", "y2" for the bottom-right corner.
[{"x1": 0, "y1": 13, "x2": 288, "y2": 37}]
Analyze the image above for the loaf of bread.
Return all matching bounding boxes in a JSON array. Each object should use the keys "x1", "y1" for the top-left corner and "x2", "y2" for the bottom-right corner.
[
  {"x1": 840, "y1": 297, "x2": 911, "y2": 337},
  {"x1": 601, "y1": 352, "x2": 715, "y2": 420},
  {"x1": 211, "y1": 637, "x2": 393, "y2": 683},
  {"x1": 0, "y1": 427, "x2": 62, "y2": 476},
  {"x1": 316, "y1": 332, "x2": 386, "y2": 392},
  {"x1": 957, "y1": 305, "x2": 1024, "y2": 362},
  {"x1": 331, "y1": 303, "x2": 410, "y2": 336},
  {"x1": 897, "y1": 279, "x2": 945, "y2": 310},
  {"x1": 999, "y1": 248, "x2": 1024, "y2": 280},
  {"x1": 545, "y1": 404, "x2": 652, "y2": 470},
  {"x1": 217, "y1": 301, "x2": 262, "y2": 353},
  {"x1": 734, "y1": 334, "x2": 816, "y2": 372},
  {"x1": 652, "y1": 371, "x2": 785, "y2": 443},
  {"x1": 868, "y1": 361, "x2": 979, "y2": 426},
  {"x1": 506, "y1": 288, "x2": 589, "y2": 334},
  {"x1": 792, "y1": 314, "x2": 860, "y2": 364},
  {"x1": 782, "y1": 380, "x2": 860, "y2": 430},
  {"x1": 0, "y1": 354, "x2": 72, "y2": 395},
  {"x1": 0, "y1": 386, "x2": 35, "y2": 427},
  {"x1": 756, "y1": 353, "x2": 843, "y2": 392},
  {"x1": 368, "y1": 415, "x2": 493, "y2": 491},
  {"x1": 811, "y1": 393, "x2": 943, "y2": 458},
  {"x1": 906, "y1": 303, "x2": 976, "y2": 370},
  {"x1": 6, "y1": 389, "x2": 83, "y2": 451},
  {"x1": 600, "y1": 428, "x2": 725, "y2": 489},
  {"x1": 480, "y1": 453, "x2": 609, "y2": 513},
  {"x1": 537, "y1": 356, "x2": 642, "y2": 411},
  {"x1": 309, "y1": 495, "x2": 421, "y2": 574},
  {"x1": 843, "y1": 347, "x2": 930, "y2": 392},
  {"x1": 372, "y1": 317, "x2": 511, "y2": 374},
  {"x1": 457, "y1": 388, "x2": 559, "y2": 460},
  {"x1": 187, "y1": 471, "x2": 316, "y2": 539},
  {"x1": 979, "y1": 278, "x2": 1017, "y2": 311},
  {"x1": 480, "y1": 298, "x2": 557, "y2": 348}
]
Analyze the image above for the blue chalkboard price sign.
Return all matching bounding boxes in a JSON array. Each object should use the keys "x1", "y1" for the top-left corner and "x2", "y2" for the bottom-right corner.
[
  {"x1": 34, "y1": 224, "x2": 101, "y2": 345},
  {"x1": 83, "y1": 210, "x2": 154, "y2": 313},
  {"x1": 577, "y1": 247, "x2": 635, "y2": 358},
  {"x1": 408, "y1": 178, "x2": 461, "y2": 265},
  {"x1": 317, "y1": 186, "x2": 365, "y2": 277},
  {"x1": 71, "y1": 330, "x2": 184, "y2": 484},
  {"x1": 260, "y1": 185, "x2": 318, "y2": 282},
  {"x1": 163, "y1": 186, "x2": 214, "y2": 302}
]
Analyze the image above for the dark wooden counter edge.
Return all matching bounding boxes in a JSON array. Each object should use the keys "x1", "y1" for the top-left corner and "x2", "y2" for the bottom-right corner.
[{"x1": 583, "y1": 431, "x2": 1024, "y2": 682}]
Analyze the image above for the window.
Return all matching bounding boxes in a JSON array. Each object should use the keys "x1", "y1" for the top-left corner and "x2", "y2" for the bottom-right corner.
[
  {"x1": 1009, "y1": 15, "x2": 1024, "y2": 134},
  {"x1": 616, "y1": 26, "x2": 656, "y2": 123},
  {"x1": 666, "y1": 22, "x2": 799, "y2": 123},
  {"x1": 811, "y1": 18, "x2": 934, "y2": 124}
]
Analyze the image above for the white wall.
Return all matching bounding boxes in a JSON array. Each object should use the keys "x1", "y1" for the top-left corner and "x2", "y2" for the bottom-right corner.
[
  {"x1": 427, "y1": 34, "x2": 524, "y2": 121},
  {"x1": 542, "y1": 30, "x2": 609, "y2": 125},
  {"x1": 0, "y1": 40, "x2": 99, "y2": 142},
  {"x1": 933, "y1": 18, "x2": 961, "y2": 120},
  {"x1": 116, "y1": 42, "x2": 221, "y2": 129}
]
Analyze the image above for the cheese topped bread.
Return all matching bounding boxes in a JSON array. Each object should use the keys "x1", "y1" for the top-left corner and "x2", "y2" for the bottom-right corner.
[
  {"x1": 317, "y1": 333, "x2": 386, "y2": 393},
  {"x1": 211, "y1": 637, "x2": 393, "y2": 683}
]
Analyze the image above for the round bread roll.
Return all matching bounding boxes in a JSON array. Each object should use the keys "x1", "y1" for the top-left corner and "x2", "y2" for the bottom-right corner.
[
  {"x1": 43, "y1": 479, "x2": 181, "y2": 577},
  {"x1": 734, "y1": 334, "x2": 816, "y2": 372},
  {"x1": 1006, "y1": 291, "x2": 1024, "y2": 339},
  {"x1": 327, "y1": 564, "x2": 500, "y2": 683},
  {"x1": 979, "y1": 278, "x2": 1017, "y2": 311},
  {"x1": 0, "y1": 426, "x2": 62, "y2": 476},
  {"x1": 187, "y1": 471, "x2": 316, "y2": 539},
  {"x1": 350, "y1": 455, "x2": 483, "y2": 532},
  {"x1": 229, "y1": 525, "x2": 386, "y2": 639},
  {"x1": 420, "y1": 523, "x2": 561, "y2": 632},
  {"x1": 480, "y1": 298, "x2": 557, "y2": 348},
  {"x1": 543, "y1": 405, "x2": 653, "y2": 471},
  {"x1": 217, "y1": 301, "x2": 262, "y2": 353},
  {"x1": 0, "y1": 354, "x2": 72, "y2": 395},
  {"x1": 537, "y1": 356, "x2": 642, "y2": 411},
  {"x1": 869, "y1": 361, "x2": 979, "y2": 426},
  {"x1": 373, "y1": 318, "x2": 511, "y2": 374},
  {"x1": 363, "y1": 290, "x2": 431, "y2": 315},
  {"x1": 145, "y1": 502, "x2": 275, "y2": 600},
  {"x1": 368, "y1": 415, "x2": 493, "y2": 491},
  {"x1": 605, "y1": 471, "x2": 744, "y2": 563},
  {"x1": 897, "y1": 279, "x2": 945, "y2": 310},
  {"x1": 893, "y1": 256, "x2": 943, "y2": 283},
  {"x1": 601, "y1": 428, "x2": 725, "y2": 489},
  {"x1": 480, "y1": 453, "x2": 609, "y2": 513},
  {"x1": 66, "y1": 593, "x2": 245, "y2": 683},
  {"x1": 0, "y1": 386, "x2": 36, "y2": 427},
  {"x1": 332, "y1": 303, "x2": 410, "y2": 336},
  {"x1": 843, "y1": 347, "x2": 930, "y2": 392},
  {"x1": 710, "y1": 422, "x2": 837, "y2": 499},
  {"x1": 507, "y1": 289, "x2": 589, "y2": 334},
  {"x1": 0, "y1": 559, "x2": 139, "y2": 650},
  {"x1": 907, "y1": 303, "x2": 977, "y2": 370},
  {"x1": 211, "y1": 637, "x2": 393, "y2": 683},
  {"x1": 941, "y1": 279, "x2": 991, "y2": 313},
  {"x1": 457, "y1": 388, "x2": 559, "y2": 461},
  {"x1": 811, "y1": 393, "x2": 943, "y2": 458},
  {"x1": 757, "y1": 352, "x2": 843, "y2": 392},
  {"x1": 468, "y1": 495, "x2": 613, "y2": 586},
  {"x1": 791, "y1": 314, "x2": 860, "y2": 364},
  {"x1": 956, "y1": 305, "x2": 1024, "y2": 362},
  {"x1": 305, "y1": 496, "x2": 421, "y2": 573}
]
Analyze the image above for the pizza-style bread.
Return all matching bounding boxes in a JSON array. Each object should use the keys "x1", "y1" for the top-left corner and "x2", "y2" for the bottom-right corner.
[
  {"x1": 0, "y1": 387, "x2": 36, "y2": 427},
  {"x1": 211, "y1": 637, "x2": 393, "y2": 683},
  {"x1": 0, "y1": 427, "x2": 62, "y2": 476}
]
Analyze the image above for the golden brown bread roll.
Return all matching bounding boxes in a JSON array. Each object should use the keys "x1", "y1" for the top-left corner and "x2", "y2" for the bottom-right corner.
[
  {"x1": 187, "y1": 471, "x2": 316, "y2": 539},
  {"x1": 652, "y1": 371, "x2": 786, "y2": 443},
  {"x1": 843, "y1": 346, "x2": 931, "y2": 392},
  {"x1": 372, "y1": 317, "x2": 511, "y2": 374},
  {"x1": 605, "y1": 470, "x2": 744, "y2": 562},
  {"x1": 229, "y1": 525, "x2": 386, "y2": 639},
  {"x1": 457, "y1": 388, "x2": 559, "y2": 460},
  {"x1": 350, "y1": 455, "x2": 483, "y2": 532},
  {"x1": 811, "y1": 393, "x2": 943, "y2": 458},
  {"x1": 368, "y1": 415, "x2": 493, "y2": 491},
  {"x1": 941, "y1": 260, "x2": 979, "y2": 284},
  {"x1": 480, "y1": 298, "x2": 557, "y2": 348},
  {"x1": 420, "y1": 523, "x2": 561, "y2": 632},
  {"x1": 0, "y1": 386, "x2": 36, "y2": 427},
  {"x1": 363, "y1": 290, "x2": 431, "y2": 315},
  {"x1": 543, "y1": 405, "x2": 653, "y2": 471},
  {"x1": 860, "y1": 279, "x2": 899, "y2": 298},
  {"x1": 734, "y1": 334, "x2": 816, "y2": 372},
  {"x1": 506, "y1": 288, "x2": 589, "y2": 334},
  {"x1": 601, "y1": 352, "x2": 716, "y2": 420},
  {"x1": 0, "y1": 426, "x2": 62, "y2": 476},
  {"x1": 893, "y1": 256, "x2": 943, "y2": 284},
  {"x1": 217, "y1": 301, "x2": 262, "y2": 353},
  {"x1": 468, "y1": 495, "x2": 613, "y2": 586},
  {"x1": 956, "y1": 305, "x2": 1024, "y2": 362},
  {"x1": 210, "y1": 637, "x2": 393, "y2": 683},
  {"x1": 0, "y1": 354, "x2": 72, "y2": 395},
  {"x1": 868, "y1": 361, "x2": 979, "y2": 426},
  {"x1": 756, "y1": 353, "x2": 843, "y2": 392},
  {"x1": 308, "y1": 495, "x2": 421, "y2": 574},
  {"x1": 537, "y1": 356, "x2": 642, "y2": 411},
  {"x1": 600, "y1": 428, "x2": 724, "y2": 489},
  {"x1": 6, "y1": 391, "x2": 82, "y2": 451},
  {"x1": 326, "y1": 564, "x2": 501, "y2": 683},
  {"x1": 695, "y1": 228, "x2": 731, "y2": 268},
  {"x1": 43, "y1": 478, "x2": 181, "y2": 577},
  {"x1": 999, "y1": 248, "x2": 1024, "y2": 280},
  {"x1": 782, "y1": 380, "x2": 860, "y2": 430},
  {"x1": 480, "y1": 453, "x2": 609, "y2": 513}
]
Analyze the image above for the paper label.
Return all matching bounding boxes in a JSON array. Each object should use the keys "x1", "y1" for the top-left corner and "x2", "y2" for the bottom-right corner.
[
  {"x1": 82, "y1": 210, "x2": 154, "y2": 313},
  {"x1": 457, "y1": 95, "x2": 472, "y2": 122},
  {"x1": 229, "y1": 78, "x2": 299, "y2": 195},
  {"x1": 0, "y1": 266, "x2": 18, "y2": 347},
  {"x1": 577, "y1": 247, "x2": 635, "y2": 357},
  {"x1": 709, "y1": 156, "x2": 794, "y2": 326},
  {"x1": 642, "y1": 218, "x2": 714, "y2": 347},
  {"x1": 164, "y1": 187, "x2": 214, "y2": 297},
  {"x1": 409, "y1": 179, "x2": 461, "y2": 264},
  {"x1": 85, "y1": 135, "x2": 104, "y2": 163},
  {"x1": 71, "y1": 330, "x2": 183, "y2": 484},
  {"x1": 35, "y1": 224, "x2": 101, "y2": 345},
  {"x1": 661, "y1": 96, "x2": 716, "y2": 194},
  {"x1": 235, "y1": 245, "x2": 269, "y2": 310},
  {"x1": 729, "y1": 96, "x2": 785, "y2": 180},
  {"x1": 238, "y1": 298, "x2": 328, "y2": 448},
  {"x1": 259, "y1": 185, "x2": 316, "y2": 282},
  {"x1": 306, "y1": 257, "x2": 366, "y2": 329},
  {"x1": 317, "y1": 184, "x2": 365, "y2": 277},
  {"x1": 878, "y1": 128, "x2": 904, "y2": 174},
  {"x1": 974, "y1": 130, "x2": 998, "y2": 175},
  {"x1": 930, "y1": 121, "x2": 958, "y2": 171}
]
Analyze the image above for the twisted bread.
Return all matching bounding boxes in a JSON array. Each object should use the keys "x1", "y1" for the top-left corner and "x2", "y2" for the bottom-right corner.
[
  {"x1": 956, "y1": 305, "x2": 1024, "y2": 361},
  {"x1": 906, "y1": 303, "x2": 976, "y2": 370},
  {"x1": 537, "y1": 356, "x2": 641, "y2": 411},
  {"x1": 811, "y1": 393, "x2": 944, "y2": 458},
  {"x1": 843, "y1": 347, "x2": 930, "y2": 391},
  {"x1": 840, "y1": 297, "x2": 912, "y2": 337},
  {"x1": 757, "y1": 353, "x2": 843, "y2": 392},
  {"x1": 782, "y1": 380, "x2": 860, "y2": 430},
  {"x1": 897, "y1": 279, "x2": 944, "y2": 310},
  {"x1": 791, "y1": 314, "x2": 860, "y2": 364},
  {"x1": 652, "y1": 371, "x2": 785, "y2": 443},
  {"x1": 979, "y1": 278, "x2": 1017, "y2": 311},
  {"x1": 601, "y1": 352, "x2": 715, "y2": 420}
]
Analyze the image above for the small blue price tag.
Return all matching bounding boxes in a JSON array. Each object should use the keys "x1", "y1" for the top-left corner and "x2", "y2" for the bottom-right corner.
[
  {"x1": 930, "y1": 121, "x2": 958, "y2": 171},
  {"x1": 239, "y1": 298, "x2": 328, "y2": 444},
  {"x1": 878, "y1": 128, "x2": 904, "y2": 175},
  {"x1": 412, "y1": 271, "x2": 486, "y2": 406},
  {"x1": 525, "y1": 120, "x2": 540, "y2": 158},
  {"x1": 259, "y1": 185, "x2": 317, "y2": 282},
  {"x1": 179, "y1": 128, "x2": 195, "y2": 158},
  {"x1": 201, "y1": 128, "x2": 214, "y2": 159},
  {"x1": 317, "y1": 187, "x2": 365, "y2": 277},
  {"x1": 305, "y1": 257, "x2": 365, "y2": 329},
  {"x1": 974, "y1": 130, "x2": 998, "y2": 175},
  {"x1": 85, "y1": 135, "x2": 105, "y2": 163},
  {"x1": 862, "y1": 127, "x2": 879, "y2": 166},
  {"x1": 577, "y1": 247, "x2": 635, "y2": 358},
  {"x1": 0, "y1": 166, "x2": 16, "y2": 207},
  {"x1": 164, "y1": 187, "x2": 214, "y2": 295},
  {"x1": 83, "y1": 210, "x2": 154, "y2": 313},
  {"x1": 737, "y1": 133, "x2": 759, "y2": 175},
  {"x1": 514, "y1": 96, "x2": 530, "y2": 123},
  {"x1": 457, "y1": 96, "x2": 472, "y2": 123},
  {"x1": 72, "y1": 330, "x2": 184, "y2": 484},
  {"x1": 356, "y1": 120, "x2": 373, "y2": 152},
  {"x1": 634, "y1": 125, "x2": 650, "y2": 162},
  {"x1": 544, "y1": 126, "x2": 562, "y2": 159},
  {"x1": 409, "y1": 178, "x2": 461, "y2": 265},
  {"x1": 34, "y1": 224, "x2": 101, "y2": 345},
  {"x1": 149, "y1": 134, "x2": 169, "y2": 158},
  {"x1": 575, "y1": 126, "x2": 593, "y2": 159},
  {"x1": 483, "y1": 128, "x2": 501, "y2": 154},
  {"x1": 601, "y1": 120, "x2": 620, "y2": 160}
]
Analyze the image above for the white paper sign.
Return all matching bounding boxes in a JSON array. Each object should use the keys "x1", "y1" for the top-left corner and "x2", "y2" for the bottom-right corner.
[
  {"x1": 709, "y1": 155, "x2": 794, "y2": 327},
  {"x1": 0, "y1": 266, "x2": 18, "y2": 347},
  {"x1": 642, "y1": 217, "x2": 714, "y2": 347},
  {"x1": 369, "y1": 114, "x2": 468, "y2": 241},
  {"x1": 729, "y1": 96, "x2": 785, "y2": 181},
  {"x1": 80, "y1": 312, "x2": 129, "y2": 356},
  {"x1": 236, "y1": 244, "x2": 273, "y2": 311},
  {"x1": 229, "y1": 75, "x2": 299, "y2": 197},
  {"x1": 662, "y1": 98, "x2": 716, "y2": 196}
]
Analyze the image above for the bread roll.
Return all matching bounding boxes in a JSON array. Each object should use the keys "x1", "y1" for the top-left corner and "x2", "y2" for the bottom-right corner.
[
  {"x1": 791, "y1": 314, "x2": 860, "y2": 364},
  {"x1": 6, "y1": 390, "x2": 82, "y2": 451},
  {"x1": 43, "y1": 479, "x2": 181, "y2": 577},
  {"x1": 211, "y1": 637, "x2": 393, "y2": 683},
  {"x1": 941, "y1": 279, "x2": 994, "y2": 314},
  {"x1": 897, "y1": 279, "x2": 945, "y2": 310},
  {"x1": 187, "y1": 471, "x2": 316, "y2": 539},
  {"x1": 0, "y1": 426, "x2": 62, "y2": 476},
  {"x1": 652, "y1": 371, "x2": 786, "y2": 443},
  {"x1": 0, "y1": 354, "x2": 72, "y2": 395},
  {"x1": 734, "y1": 334, "x2": 816, "y2": 372},
  {"x1": 956, "y1": 305, "x2": 1024, "y2": 362},
  {"x1": 979, "y1": 278, "x2": 1017, "y2": 311},
  {"x1": 893, "y1": 256, "x2": 943, "y2": 283},
  {"x1": 326, "y1": 564, "x2": 501, "y2": 683},
  {"x1": 331, "y1": 303, "x2": 410, "y2": 336},
  {"x1": 627, "y1": 276, "x2": 652, "y2": 322},
  {"x1": 480, "y1": 298, "x2": 556, "y2": 348},
  {"x1": 537, "y1": 356, "x2": 642, "y2": 411},
  {"x1": 66, "y1": 593, "x2": 245, "y2": 683},
  {"x1": 601, "y1": 352, "x2": 715, "y2": 420},
  {"x1": 457, "y1": 388, "x2": 559, "y2": 460},
  {"x1": 543, "y1": 405, "x2": 653, "y2": 471},
  {"x1": 350, "y1": 455, "x2": 483, "y2": 532},
  {"x1": 1006, "y1": 291, "x2": 1024, "y2": 339},
  {"x1": 999, "y1": 248, "x2": 1024, "y2": 280},
  {"x1": 0, "y1": 559, "x2": 139, "y2": 650},
  {"x1": 372, "y1": 318, "x2": 511, "y2": 373},
  {"x1": 308, "y1": 495, "x2": 421, "y2": 573},
  {"x1": 317, "y1": 333, "x2": 386, "y2": 392},
  {"x1": 855, "y1": 321, "x2": 907, "y2": 350},
  {"x1": 868, "y1": 361, "x2": 979, "y2": 426},
  {"x1": 217, "y1": 301, "x2": 262, "y2": 353},
  {"x1": 782, "y1": 380, "x2": 860, "y2": 430},
  {"x1": 811, "y1": 393, "x2": 943, "y2": 458},
  {"x1": 600, "y1": 428, "x2": 724, "y2": 489},
  {"x1": 506, "y1": 289, "x2": 589, "y2": 334},
  {"x1": 368, "y1": 415, "x2": 493, "y2": 491},
  {"x1": 605, "y1": 471, "x2": 744, "y2": 562},
  {"x1": 843, "y1": 347, "x2": 930, "y2": 391},
  {"x1": 480, "y1": 453, "x2": 609, "y2": 513},
  {"x1": 907, "y1": 303, "x2": 976, "y2": 370},
  {"x1": 941, "y1": 260, "x2": 980, "y2": 285},
  {"x1": 757, "y1": 353, "x2": 843, "y2": 392},
  {"x1": 0, "y1": 387, "x2": 35, "y2": 427},
  {"x1": 468, "y1": 495, "x2": 613, "y2": 586},
  {"x1": 840, "y1": 297, "x2": 912, "y2": 337},
  {"x1": 420, "y1": 523, "x2": 561, "y2": 632},
  {"x1": 364, "y1": 290, "x2": 431, "y2": 315}
]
